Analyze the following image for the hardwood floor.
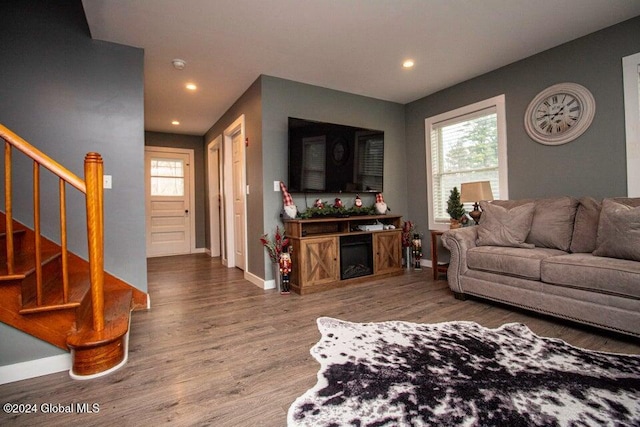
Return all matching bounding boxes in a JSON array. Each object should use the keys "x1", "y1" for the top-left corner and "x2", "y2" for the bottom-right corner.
[{"x1": 1, "y1": 253, "x2": 638, "y2": 426}]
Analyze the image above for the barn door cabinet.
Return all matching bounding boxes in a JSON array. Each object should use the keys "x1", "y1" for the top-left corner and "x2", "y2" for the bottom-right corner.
[{"x1": 284, "y1": 214, "x2": 403, "y2": 294}]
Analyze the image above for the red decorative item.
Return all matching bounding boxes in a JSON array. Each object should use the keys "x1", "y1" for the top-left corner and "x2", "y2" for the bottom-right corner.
[
  {"x1": 402, "y1": 221, "x2": 414, "y2": 247},
  {"x1": 333, "y1": 198, "x2": 343, "y2": 208},
  {"x1": 279, "y1": 252, "x2": 292, "y2": 294},
  {"x1": 354, "y1": 194, "x2": 363, "y2": 208},
  {"x1": 260, "y1": 226, "x2": 290, "y2": 263},
  {"x1": 280, "y1": 181, "x2": 297, "y2": 219},
  {"x1": 374, "y1": 193, "x2": 387, "y2": 214}
]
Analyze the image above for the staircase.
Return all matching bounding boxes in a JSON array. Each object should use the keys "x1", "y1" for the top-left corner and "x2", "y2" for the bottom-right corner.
[{"x1": 0, "y1": 125, "x2": 147, "y2": 379}]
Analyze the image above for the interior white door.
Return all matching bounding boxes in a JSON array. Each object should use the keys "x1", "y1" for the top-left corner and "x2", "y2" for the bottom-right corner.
[
  {"x1": 145, "y1": 149, "x2": 192, "y2": 257},
  {"x1": 232, "y1": 131, "x2": 246, "y2": 270}
]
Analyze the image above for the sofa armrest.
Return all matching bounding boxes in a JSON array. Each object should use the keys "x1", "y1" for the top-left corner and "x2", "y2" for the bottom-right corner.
[{"x1": 442, "y1": 227, "x2": 478, "y2": 295}]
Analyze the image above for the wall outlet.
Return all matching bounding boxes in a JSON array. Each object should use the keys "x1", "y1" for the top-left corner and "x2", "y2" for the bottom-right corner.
[
  {"x1": 274, "y1": 181, "x2": 280, "y2": 192},
  {"x1": 103, "y1": 175, "x2": 112, "y2": 189}
]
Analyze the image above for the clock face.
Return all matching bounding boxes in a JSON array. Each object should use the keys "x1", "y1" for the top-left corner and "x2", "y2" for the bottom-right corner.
[
  {"x1": 533, "y1": 93, "x2": 582, "y2": 136},
  {"x1": 524, "y1": 83, "x2": 595, "y2": 145}
]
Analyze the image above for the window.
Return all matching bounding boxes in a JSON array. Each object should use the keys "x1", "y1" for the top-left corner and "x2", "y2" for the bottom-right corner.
[
  {"x1": 150, "y1": 158, "x2": 185, "y2": 196},
  {"x1": 356, "y1": 131, "x2": 384, "y2": 191},
  {"x1": 425, "y1": 95, "x2": 508, "y2": 230},
  {"x1": 623, "y1": 52, "x2": 640, "y2": 197},
  {"x1": 301, "y1": 136, "x2": 326, "y2": 191}
]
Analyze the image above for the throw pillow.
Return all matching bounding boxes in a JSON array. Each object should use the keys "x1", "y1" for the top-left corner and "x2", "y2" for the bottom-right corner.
[
  {"x1": 477, "y1": 201, "x2": 535, "y2": 248},
  {"x1": 526, "y1": 197, "x2": 579, "y2": 251},
  {"x1": 569, "y1": 197, "x2": 601, "y2": 253},
  {"x1": 592, "y1": 198, "x2": 640, "y2": 262}
]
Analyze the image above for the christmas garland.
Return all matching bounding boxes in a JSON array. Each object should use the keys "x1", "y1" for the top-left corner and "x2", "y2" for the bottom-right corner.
[{"x1": 298, "y1": 205, "x2": 377, "y2": 219}]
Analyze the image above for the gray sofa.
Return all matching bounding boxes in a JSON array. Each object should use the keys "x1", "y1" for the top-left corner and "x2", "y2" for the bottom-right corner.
[{"x1": 442, "y1": 196, "x2": 640, "y2": 338}]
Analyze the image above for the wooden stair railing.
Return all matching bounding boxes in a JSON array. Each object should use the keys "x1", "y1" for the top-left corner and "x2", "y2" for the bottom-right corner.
[{"x1": 0, "y1": 124, "x2": 128, "y2": 378}]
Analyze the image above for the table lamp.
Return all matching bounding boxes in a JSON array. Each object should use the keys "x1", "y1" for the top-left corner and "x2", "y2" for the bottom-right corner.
[{"x1": 461, "y1": 181, "x2": 494, "y2": 225}]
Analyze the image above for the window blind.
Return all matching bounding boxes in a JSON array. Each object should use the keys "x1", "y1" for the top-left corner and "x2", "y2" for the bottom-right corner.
[
  {"x1": 357, "y1": 137, "x2": 383, "y2": 191},
  {"x1": 431, "y1": 107, "x2": 499, "y2": 222},
  {"x1": 301, "y1": 136, "x2": 326, "y2": 191}
]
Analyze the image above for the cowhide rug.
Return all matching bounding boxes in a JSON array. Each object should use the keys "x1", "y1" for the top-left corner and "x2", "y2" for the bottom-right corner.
[{"x1": 287, "y1": 317, "x2": 640, "y2": 427}]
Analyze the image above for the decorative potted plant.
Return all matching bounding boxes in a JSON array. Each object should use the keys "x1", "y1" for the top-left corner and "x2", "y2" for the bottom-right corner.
[
  {"x1": 260, "y1": 226, "x2": 289, "y2": 291},
  {"x1": 446, "y1": 187, "x2": 466, "y2": 229},
  {"x1": 401, "y1": 220, "x2": 415, "y2": 269}
]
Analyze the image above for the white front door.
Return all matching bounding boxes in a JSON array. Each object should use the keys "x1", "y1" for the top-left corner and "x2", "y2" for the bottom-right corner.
[
  {"x1": 232, "y1": 130, "x2": 246, "y2": 269},
  {"x1": 145, "y1": 148, "x2": 193, "y2": 257}
]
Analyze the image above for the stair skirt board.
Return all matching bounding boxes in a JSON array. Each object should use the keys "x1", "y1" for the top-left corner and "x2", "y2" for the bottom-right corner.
[
  {"x1": 0, "y1": 353, "x2": 72, "y2": 385},
  {"x1": 0, "y1": 320, "x2": 132, "y2": 384}
]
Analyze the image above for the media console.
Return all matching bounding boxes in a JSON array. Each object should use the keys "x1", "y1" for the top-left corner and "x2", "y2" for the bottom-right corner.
[{"x1": 283, "y1": 214, "x2": 403, "y2": 294}]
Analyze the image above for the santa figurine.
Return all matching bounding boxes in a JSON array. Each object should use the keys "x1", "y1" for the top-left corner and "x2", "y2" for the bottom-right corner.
[
  {"x1": 354, "y1": 194, "x2": 363, "y2": 208},
  {"x1": 333, "y1": 198, "x2": 343, "y2": 208},
  {"x1": 314, "y1": 198, "x2": 324, "y2": 209},
  {"x1": 374, "y1": 193, "x2": 388, "y2": 214},
  {"x1": 280, "y1": 181, "x2": 297, "y2": 219}
]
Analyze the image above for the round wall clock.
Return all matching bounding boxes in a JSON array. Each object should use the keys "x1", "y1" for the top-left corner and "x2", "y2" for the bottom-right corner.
[{"x1": 524, "y1": 82, "x2": 596, "y2": 145}]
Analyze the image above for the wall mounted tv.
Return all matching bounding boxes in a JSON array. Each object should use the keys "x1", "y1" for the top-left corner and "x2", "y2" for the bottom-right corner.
[{"x1": 287, "y1": 117, "x2": 384, "y2": 193}]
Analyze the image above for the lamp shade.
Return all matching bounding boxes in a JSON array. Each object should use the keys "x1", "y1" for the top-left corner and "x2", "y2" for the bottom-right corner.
[{"x1": 460, "y1": 181, "x2": 494, "y2": 202}]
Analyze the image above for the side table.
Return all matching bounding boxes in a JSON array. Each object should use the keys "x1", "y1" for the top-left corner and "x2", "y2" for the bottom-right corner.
[{"x1": 430, "y1": 230, "x2": 449, "y2": 280}]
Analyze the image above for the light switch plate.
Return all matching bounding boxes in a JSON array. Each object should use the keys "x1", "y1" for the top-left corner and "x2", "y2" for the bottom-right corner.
[
  {"x1": 274, "y1": 181, "x2": 280, "y2": 192},
  {"x1": 103, "y1": 175, "x2": 112, "y2": 189}
]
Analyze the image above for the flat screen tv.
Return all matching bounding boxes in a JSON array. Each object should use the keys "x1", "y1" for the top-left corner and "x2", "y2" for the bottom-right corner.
[{"x1": 287, "y1": 117, "x2": 384, "y2": 193}]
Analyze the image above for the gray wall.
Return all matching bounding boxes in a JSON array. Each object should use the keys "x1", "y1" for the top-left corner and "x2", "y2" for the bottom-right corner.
[
  {"x1": 261, "y1": 76, "x2": 407, "y2": 280},
  {"x1": 204, "y1": 75, "x2": 406, "y2": 282},
  {"x1": 145, "y1": 131, "x2": 206, "y2": 249},
  {"x1": 406, "y1": 16, "x2": 640, "y2": 258},
  {"x1": 204, "y1": 78, "x2": 263, "y2": 275},
  {"x1": 0, "y1": 2, "x2": 146, "y2": 364}
]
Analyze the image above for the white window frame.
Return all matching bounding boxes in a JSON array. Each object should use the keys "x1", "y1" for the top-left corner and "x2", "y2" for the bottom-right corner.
[
  {"x1": 623, "y1": 52, "x2": 640, "y2": 197},
  {"x1": 425, "y1": 95, "x2": 508, "y2": 231}
]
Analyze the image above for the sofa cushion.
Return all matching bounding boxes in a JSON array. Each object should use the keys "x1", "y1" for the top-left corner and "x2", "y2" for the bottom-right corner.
[
  {"x1": 490, "y1": 197, "x2": 578, "y2": 250},
  {"x1": 525, "y1": 197, "x2": 578, "y2": 251},
  {"x1": 592, "y1": 198, "x2": 640, "y2": 262},
  {"x1": 570, "y1": 197, "x2": 601, "y2": 253},
  {"x1": 467, "y1": 246, "x2": 566, "y2": 280},
  {"x1": 477, "y1": 201, "x2": 535, "y2": 248},
  {"x1": 541, "y1": 253, "x2": 640, "y2": 299}
]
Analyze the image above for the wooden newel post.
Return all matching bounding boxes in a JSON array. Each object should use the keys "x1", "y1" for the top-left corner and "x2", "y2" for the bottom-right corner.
[{"x1": 84, "y1": 152, "x2": 105, "y2": 332}]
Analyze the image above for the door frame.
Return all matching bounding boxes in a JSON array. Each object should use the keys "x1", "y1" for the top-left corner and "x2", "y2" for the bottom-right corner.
[
  {"x1": 207, "y1": 135, "x2": 223, "y2": 258},
  {"x1": 623, "y1": 52, "x2": 640, "y2": 197},
  {"x1": 222, "y1": 115, "x2": 247, "y2": 270},
  {"x1": 144, "y1": 146, "x2": 197, "y2": 256}
]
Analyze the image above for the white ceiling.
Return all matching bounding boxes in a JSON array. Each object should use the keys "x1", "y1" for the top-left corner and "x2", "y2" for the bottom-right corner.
[{"x1": 82, "y1": 0, "x2": 640, "y2": 136}]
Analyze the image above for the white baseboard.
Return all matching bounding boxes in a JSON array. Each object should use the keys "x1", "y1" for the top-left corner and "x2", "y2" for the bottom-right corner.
[
  {"x1": 0, "y1": 353, "x2": 72, "y2": 385},
  {"x1": 244, "y1": 270, "x2": 271, "y2": 289}
]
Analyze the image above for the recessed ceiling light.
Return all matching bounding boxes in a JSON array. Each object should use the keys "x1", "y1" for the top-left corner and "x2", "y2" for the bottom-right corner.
[
  {"x1": 171, "y1": 120, "x2": 180, "y2": 125},
  {"x1": 185, "y1": 83, "x2": 197, "y2": 91},
  {"x1": 402, "y1": 59, "x2": 415, "y2": 68}
]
